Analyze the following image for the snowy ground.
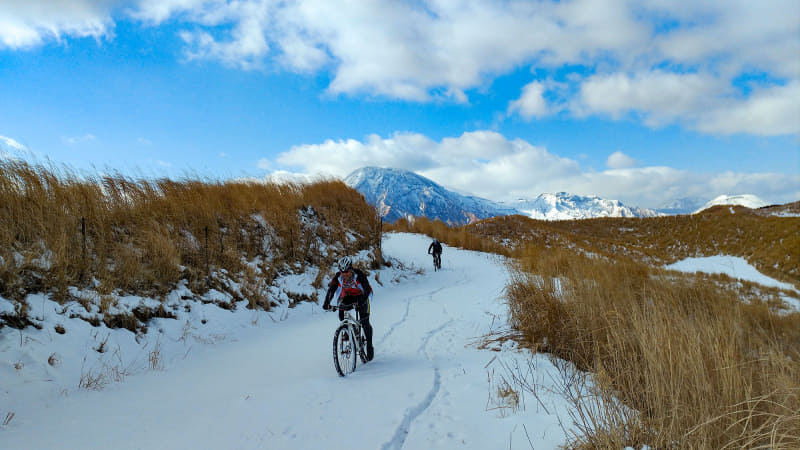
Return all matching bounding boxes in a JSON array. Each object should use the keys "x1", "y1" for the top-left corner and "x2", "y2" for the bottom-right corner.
[
  {"x1": 1, "y1": 233, "x2": 578, "y2": 449},
  {"x1": 665, "y1": 255, "x2": 800, "y2": 311},
  {"x1": 3, "y1": 234, "x2": 796, "y2": 450}
]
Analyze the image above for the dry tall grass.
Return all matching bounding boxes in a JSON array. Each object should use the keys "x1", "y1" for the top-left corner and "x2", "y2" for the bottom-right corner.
[
  {"x1": 1, "y1": 160, "x2": 380, "y2": 314},
  {"x1": 507, "y1": 248, "x2": 800, "y2": 449},
  {"x1": 387, "y1": 215, "x2": 511, "y2": 256}
]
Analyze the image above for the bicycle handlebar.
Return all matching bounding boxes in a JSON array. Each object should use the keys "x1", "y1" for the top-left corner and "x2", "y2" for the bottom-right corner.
[{"x1": 328, "y1": 304, "x2": 357, "y2": 312}]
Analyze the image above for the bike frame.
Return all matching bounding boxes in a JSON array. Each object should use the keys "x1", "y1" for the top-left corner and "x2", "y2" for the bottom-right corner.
[
  {"x1": 335, "y1": 305, "x2": 364, "y2": 351},
  {"x1": 431, "y1": 252, "x2": 441, "y2": 270}
]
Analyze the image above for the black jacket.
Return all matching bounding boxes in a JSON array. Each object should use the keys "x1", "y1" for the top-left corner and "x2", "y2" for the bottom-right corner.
[{"x1": 428, "y1": 241, "x2": 442, "y2": 254}]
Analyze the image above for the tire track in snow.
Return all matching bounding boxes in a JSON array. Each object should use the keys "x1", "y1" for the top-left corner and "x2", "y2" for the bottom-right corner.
[
  {"x1": 379, "y1": 288, "x2": 442, "y2": 345},
  {"x1": 379, "y1": 266, "x2": 470, "y2": 345},
  {"x1": 381, "y1": 319, "x2": 454, "y2": 450}
]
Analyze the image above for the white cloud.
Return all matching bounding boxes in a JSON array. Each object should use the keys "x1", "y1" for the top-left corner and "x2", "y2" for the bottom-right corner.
[
  {"x1": 129, "y1": 0, "x2": 216, "y2": 25},
  {"x1": 650, "y1": 0, "x2": 800, "y2": 79},
  {"x1": 606, "y1": 151, "x2": 639, "y2": 169},
  {"x1": 508, "y1": 81, "x2": 549, "y2": 119},
  {"x1": 0, "y1": 0, "x2": 115, "y2": 49},
  {"x1": 269, "y1": 131, "x2": 800, "y2": 208},
  {"x1": 573, "y1": 71, "x2": 800, "y2": 135},
  {"x1": 0, "y1": 135, "x2": 27, "y2": 151},
  {"x1": 575, "y1": 71, "x2": 723, "y2": 124},
  {"x1": 694, "y1": 81, "x2": 800, "y2": 136},
  {"x1": 178, "y1": 1, "x2": 271, "y2": 70},
  {"x1": 137, "y1": 137, "x2": 152, "y2": 145},
  {"x1": 4, "y1": 0, "x2": 798, "y2": 136}
]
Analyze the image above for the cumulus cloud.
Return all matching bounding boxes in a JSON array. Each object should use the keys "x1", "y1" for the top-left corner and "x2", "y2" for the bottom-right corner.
[
  {"x1": 508, "y1": 81, "x2": 549, "y2": 119},
  {"x1": 0, "y1": 0, "x2": 116, "y2": 49},
  {"x1": 606, "y1": 151, "x2": 639, "y2": 169},
  {"x1": 130, "y1": 0, "x2": 646, "y2": 101},
  {"x1": 572, "y1": 71, "x2": 800, "y2": 135},
  {"x1": 575, "y1": 71, "x2": 723, "y2": 123},
  {"x1": 694, "y1": 81, "x2": 800, "y2": 136},
  {"x1": 4, "y1": 0, "x2": 798, "y2": 136},
  {"x1": 267, "y1": 131, "x2": 799, "y2": 208}
]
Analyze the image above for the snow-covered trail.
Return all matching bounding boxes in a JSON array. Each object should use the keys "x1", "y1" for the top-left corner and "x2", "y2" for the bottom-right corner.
[{"x1": 2, "y1": 233, "x2": 572, "y2": 449}]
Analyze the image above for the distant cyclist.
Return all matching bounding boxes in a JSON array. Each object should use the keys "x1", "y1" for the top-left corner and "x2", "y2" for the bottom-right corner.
[
  {"x1": 428, "y1": 238, "x2": 442, "y2": 270},
  {"x1": 323, "y1": 256, "x2": 374, "y2": 361}
]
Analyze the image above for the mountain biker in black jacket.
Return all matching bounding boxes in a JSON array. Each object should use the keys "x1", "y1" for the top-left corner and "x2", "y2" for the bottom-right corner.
[
  {"x1": 323, "y1": 256, "x2": 374, "y2": 361},
  {"x1": 428, "y1": 238, "x2": 442, "y2": 256}
]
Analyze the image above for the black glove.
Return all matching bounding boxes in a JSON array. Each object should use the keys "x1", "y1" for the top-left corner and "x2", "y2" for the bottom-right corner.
[{"x1": 323, "y1": 301, "x2": 331, "y2": 311}]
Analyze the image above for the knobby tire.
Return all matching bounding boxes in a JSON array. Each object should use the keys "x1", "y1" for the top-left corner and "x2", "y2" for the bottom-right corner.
[{"x1": 333, "y1": 324, "x2": 357, "y2": 376}]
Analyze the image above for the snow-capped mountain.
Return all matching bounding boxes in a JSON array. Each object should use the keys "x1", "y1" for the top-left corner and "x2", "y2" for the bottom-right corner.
[
  {"x1": 511, "y1": 192, "x2": 661, "y2": 220},
  {"x1": 693, "y1": 194, "x2": 769, "y2": 213},
  {"x1": 344, "y1": 167, "x2": 518, "y2": 225},
  {"x1": 345, "y1": 167, "x2": 661, "y2": 224}
]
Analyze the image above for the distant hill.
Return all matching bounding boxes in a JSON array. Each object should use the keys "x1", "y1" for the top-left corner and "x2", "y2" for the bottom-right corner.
[
  {"x1": 344, "y1": 167, "x2": 518, "y2": 225},
  {"x1": 693, "y1": 194, "x2": 769, "y2": 213},
  {"x1": 345, "y1": 167, "x2": 662, "y2": 224}
]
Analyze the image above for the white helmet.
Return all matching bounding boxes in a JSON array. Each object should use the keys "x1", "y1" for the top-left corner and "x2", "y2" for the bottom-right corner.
[{"x1": 337, "y1": 256, "x2": 353, "y2": 271}]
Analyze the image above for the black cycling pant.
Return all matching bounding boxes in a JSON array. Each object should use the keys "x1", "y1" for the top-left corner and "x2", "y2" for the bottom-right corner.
[{"x1": 339, "y1": 295, "x2": 373, "y2": 348}]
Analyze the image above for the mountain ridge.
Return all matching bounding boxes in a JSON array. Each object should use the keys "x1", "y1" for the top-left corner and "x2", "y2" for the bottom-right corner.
[{"x1": 345, "y1": 167, "x2": 664, "y2": 224}]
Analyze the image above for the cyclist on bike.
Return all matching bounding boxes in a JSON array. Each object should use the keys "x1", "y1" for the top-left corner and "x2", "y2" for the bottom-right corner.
[
  {"x1": 428, "y1": 238, "x2": 442, "y2": 269},
  {"x1": 323, "y1": 256, "x2": 374, "y2": 361}
]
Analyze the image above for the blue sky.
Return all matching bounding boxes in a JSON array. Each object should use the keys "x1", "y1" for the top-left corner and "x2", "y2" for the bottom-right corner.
[{"x1": 1, "y1": 0, "x2": 798, "y2": 209}]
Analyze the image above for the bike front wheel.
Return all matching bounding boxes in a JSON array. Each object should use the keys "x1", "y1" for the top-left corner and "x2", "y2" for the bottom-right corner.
[{"x1": 333, "y1": 324, "x2": 357, "y2": 376}]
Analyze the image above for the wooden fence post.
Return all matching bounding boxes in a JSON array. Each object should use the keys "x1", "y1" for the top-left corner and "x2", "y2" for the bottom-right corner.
[
  {"x1": 204, "y1": 226, "x2": 209, "y2": 273},
  {"x1": 81, "y1": 216, "x2": 87, "y2": 283}
]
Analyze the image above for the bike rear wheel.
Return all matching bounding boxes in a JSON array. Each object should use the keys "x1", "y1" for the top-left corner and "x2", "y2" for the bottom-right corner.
[{"x1": 333, "y1": 324, "x2": 357, "y2": 376}]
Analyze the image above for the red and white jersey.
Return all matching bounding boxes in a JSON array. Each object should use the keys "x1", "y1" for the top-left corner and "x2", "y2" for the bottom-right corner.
[
  {"x1": 338, "y1": 273, "x2": 365, "y2": 298},
  {"x1": 328, "y1": 269, "x2": 374, "y2": 307}
]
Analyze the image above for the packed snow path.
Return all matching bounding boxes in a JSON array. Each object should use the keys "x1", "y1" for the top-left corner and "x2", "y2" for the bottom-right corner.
[{"x1": 2, "y1": 233, "x2": 575, "y2": 449}]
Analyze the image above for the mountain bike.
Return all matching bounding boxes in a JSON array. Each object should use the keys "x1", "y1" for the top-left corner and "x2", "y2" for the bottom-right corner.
[
  {"x1": 330, "y1": 304, "x2": 368, "y2": 376},
  {"x1": 430, "y1": 252, "x2": 441, "y2": 271}
]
